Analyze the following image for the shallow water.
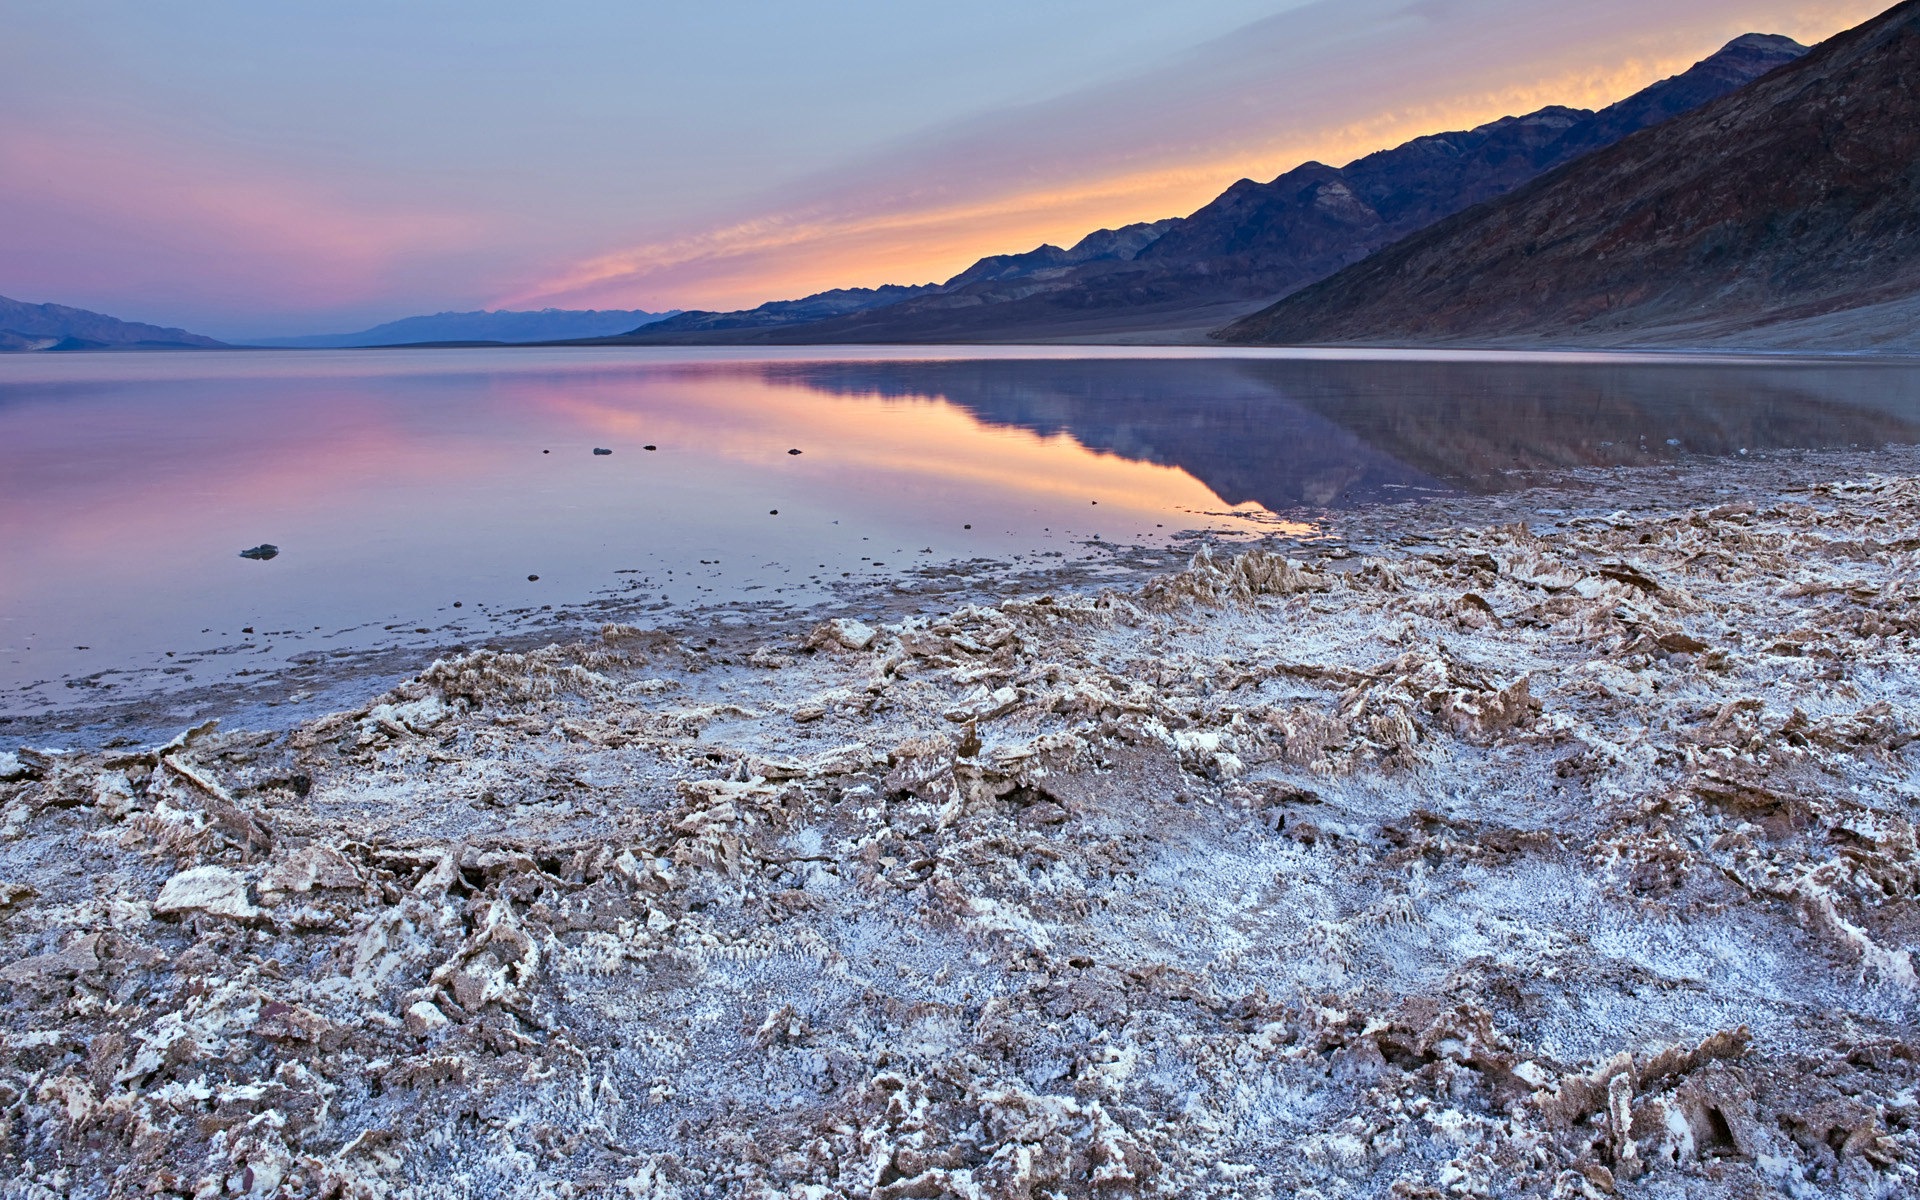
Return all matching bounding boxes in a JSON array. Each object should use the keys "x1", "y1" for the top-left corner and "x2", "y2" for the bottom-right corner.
[{"x1": 4, "y1": 345, "x2": 1919, "y2": 709}]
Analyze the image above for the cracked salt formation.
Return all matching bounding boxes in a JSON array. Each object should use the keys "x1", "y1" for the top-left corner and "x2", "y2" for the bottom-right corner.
[{"x1": 4, "y1": 472, "x2": 1920, "y2": 1197}]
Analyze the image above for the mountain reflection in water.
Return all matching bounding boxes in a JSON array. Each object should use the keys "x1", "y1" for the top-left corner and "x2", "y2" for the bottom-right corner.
[
  {"x1": 766, "y1": 356, "x2": 1920, "y2": 510},
  {"x1": 5, "y1": 347, "x2": 1920, "y2": 704}
]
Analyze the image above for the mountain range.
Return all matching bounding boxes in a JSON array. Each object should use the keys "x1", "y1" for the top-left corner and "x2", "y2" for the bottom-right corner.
[
  {"x1": 607, "y1": 31, "x2": 1807, "y2": 346},
  {"x1": 1221, "y1": 1, "x2": 1920, "y2": 349},
  {"x1": 0, "y1": 294, "x2": 226, "y2": 352},
  {"x1": 252, "y1": 308, "x2": 682, "y2": 348},
  {"x1": 16, "y1": 5, "x2": 1915, "y2": 356}
]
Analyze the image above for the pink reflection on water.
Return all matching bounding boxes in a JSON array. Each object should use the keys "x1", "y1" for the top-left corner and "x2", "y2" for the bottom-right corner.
[{"x1": 0, "y1": 349, "x2": 1278, "y2": 703}]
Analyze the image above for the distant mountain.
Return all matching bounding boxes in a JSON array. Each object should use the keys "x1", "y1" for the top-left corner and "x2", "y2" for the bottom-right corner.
[
  {"x1": 0, "y1": 294, "x2": 225, "y2": 351},
  {"x1": 623, "y1": 285, "x2": 939, "y2": 336},
  {"x1": 622, "y1": 221, "x2": 1181, "y2": 342},
  {"x1": 255, "y1": 308, "x2": 682, "y2": 348},
  {"x1": 1219, "y1": 5, "x2": 1919, "y2": 348},
  {"x1": 609, "y1": 33, "x2": 1805, "y2": 345},
  {"x1": 937, "y1": 219, "x2": 1181, "y2": 290}
]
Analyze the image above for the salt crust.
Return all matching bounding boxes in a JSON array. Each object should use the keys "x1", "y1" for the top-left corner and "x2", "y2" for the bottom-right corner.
[{"x1": 3, "y1": 477, "x2": 1920, "y2": 1196}]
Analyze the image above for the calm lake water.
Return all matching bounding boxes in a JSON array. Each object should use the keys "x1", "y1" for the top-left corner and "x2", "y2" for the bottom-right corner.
[{"x1": 5, "y1": 345, "x2": 1920, "y2": 711}]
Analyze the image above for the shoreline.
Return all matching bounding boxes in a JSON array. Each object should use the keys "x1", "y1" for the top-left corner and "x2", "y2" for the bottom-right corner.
[
  {"x1": 3, "y1": 449, "x2": 1920, "y2": 1195},
  {"x1": 8, "y1": 445, "x2": 1913, "y2": 751}
]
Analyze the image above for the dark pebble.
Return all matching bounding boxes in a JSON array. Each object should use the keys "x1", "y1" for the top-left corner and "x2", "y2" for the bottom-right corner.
[
  {"x1": 238, "y1": 544, "x2": 279, "y2": 561},
  {"x1": 788, "y1": 448, "x2": 802, "y2": 455},
  {"x1": 769, "y1": 509, "x2": 779, "y2": 515},
  {"x1": 593, "y1": 447, "x2": 612, "y2": 455},
  {"x1": 527, "y1": 574, "x2": 540, "y2": 581},
  {"x1": 964, "y1": 524, "x2": 972, "y2": 529},
  {"x1": 453, "y1": 601, "x2": 462, "y2": 608},
  {"x1": 644, "y1": 445, "x2": 657, "y2": 451}
]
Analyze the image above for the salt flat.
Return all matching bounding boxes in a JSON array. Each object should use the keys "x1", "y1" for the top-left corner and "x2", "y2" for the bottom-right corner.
[{"x1": 4, "y1": 450, "x2": 1920, "y2": 1197}]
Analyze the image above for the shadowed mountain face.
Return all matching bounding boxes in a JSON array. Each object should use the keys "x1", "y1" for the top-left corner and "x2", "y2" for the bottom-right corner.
[
  {"x1": 1222, "y1": 4, "x2": 1920, "y2": 348},
  {"x1": 627, "y1": 221, "x2": 1184, "y2": 340},
  {"x1": 0, "y1": 294, "x2": 225, "y2": 352},
  {"x1": 758, "y1": 356, "x2": 1920, "y2": 511},
  {"x1": 623, "y1": 285, "x2": 942, "y2": 336},
  {"x1": 613, "y1": 34, "x2": 1804, "y2": 346}
]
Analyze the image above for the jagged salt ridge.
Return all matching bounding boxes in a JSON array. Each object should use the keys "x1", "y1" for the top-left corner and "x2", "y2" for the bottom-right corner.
[{"x1": 4, "y1": 472, "x2": 1920, "y2": 1197}]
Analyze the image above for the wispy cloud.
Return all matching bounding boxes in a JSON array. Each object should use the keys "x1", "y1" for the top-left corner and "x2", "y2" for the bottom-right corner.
[
  {"x1": 508, "y1": 0, "x2": 1882, "y2": 313},
  {"x1": 0, "y1": 122, "x2": 490, "y2": 333}
]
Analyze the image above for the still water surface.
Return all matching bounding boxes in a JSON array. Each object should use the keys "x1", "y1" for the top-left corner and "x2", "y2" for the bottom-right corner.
[{"x1": 5, "y1": 345, "x2": 1920, "y2": 707}]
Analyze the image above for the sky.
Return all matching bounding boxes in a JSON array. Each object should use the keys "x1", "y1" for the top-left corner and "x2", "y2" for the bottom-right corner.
[{"x1": 0, "y1": 0, "x2": 1889, "y2": 339}]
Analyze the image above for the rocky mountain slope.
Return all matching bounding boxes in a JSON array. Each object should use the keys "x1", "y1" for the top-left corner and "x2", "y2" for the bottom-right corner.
[
  {"x1": 0, "y1": 294, "x2": 225, "y2": 351},
  {"x1": 254, "y1": 308, "x2": 681, "y2": 348},
  {"x1": 614, "y1": 34, "x2": 1804, "y2": 345},
  {"x1": 1219, "y1": 3, "x2": 1920, "y2": 348}
]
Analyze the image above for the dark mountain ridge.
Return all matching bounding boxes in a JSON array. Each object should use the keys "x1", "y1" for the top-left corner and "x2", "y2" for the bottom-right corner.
[
  {"x1": 1220, "y1": 5, "x2": 1920, "y2": 347},
  {"x1": 609, "y1": 32, "x2": 1805, "y2": 345},
  {"x1": 0, "y1": 294, "x2": 225, "y2": 352},
  {"x1": 631, "y1": 285, "x2": 940, "y2": 336}
]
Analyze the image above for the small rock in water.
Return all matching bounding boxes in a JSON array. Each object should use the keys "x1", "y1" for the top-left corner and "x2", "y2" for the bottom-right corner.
[
  {"x1": 644, "y1": 444, "x2": 657, "y2": 451},
  {"x1": 770, "y1": 509, "x2": 779, "y2": 515},
  {"x1": 788, "y1": 448, "x2": 802, "y2": 455},
  {"x1": 238, "y1": 544, "x2": 279, "y2": 561},
  {"x1": 593, "y1": 447, "x2": 612, "y2": 455},
  {"x1": 527, "y1": 574, "x2": 540, "y2": 582}
]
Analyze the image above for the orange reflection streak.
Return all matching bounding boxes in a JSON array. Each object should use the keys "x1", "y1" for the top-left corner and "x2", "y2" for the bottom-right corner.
[
  {"x1": 523, "y1": 371, "x2": 1277, "y2": 523},
  {"x1": 1, "y1": 361, "x2": 1309, "y2": 610}
]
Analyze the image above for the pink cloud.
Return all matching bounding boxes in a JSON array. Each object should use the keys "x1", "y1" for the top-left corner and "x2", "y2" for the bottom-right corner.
[{"x1": 0, "y1": 121, "x2": 491, "y2": 332}]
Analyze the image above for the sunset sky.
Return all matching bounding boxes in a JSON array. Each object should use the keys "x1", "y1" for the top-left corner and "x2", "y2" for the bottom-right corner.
[{"x1": 0, "y1": 0, "x2": 1887, "y2": 339}]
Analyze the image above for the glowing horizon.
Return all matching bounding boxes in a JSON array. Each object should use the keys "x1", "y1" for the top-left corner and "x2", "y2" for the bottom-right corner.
[{"x1": 0, "y1": 0, "x2": 1887, "y2": 337}]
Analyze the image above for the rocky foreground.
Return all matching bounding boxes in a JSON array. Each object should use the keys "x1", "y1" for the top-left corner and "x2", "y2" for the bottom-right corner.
[{"x1": 5, "y1": 470, "x2": 1920, "y2": 1198}]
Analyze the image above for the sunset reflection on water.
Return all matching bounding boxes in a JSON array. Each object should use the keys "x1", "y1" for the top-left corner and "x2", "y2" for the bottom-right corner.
[
  {"x1": 7, "y1": 344, "x2": 1919, "y2": 710},
  {"x1": 0, "y1": 348, "x2": 1298, "y2": 704}
]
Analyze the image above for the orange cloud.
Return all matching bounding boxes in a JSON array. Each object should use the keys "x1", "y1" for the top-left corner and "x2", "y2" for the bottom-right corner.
[{"x1": 506, "y1": 0, "x2": 1886, "y2": 314}]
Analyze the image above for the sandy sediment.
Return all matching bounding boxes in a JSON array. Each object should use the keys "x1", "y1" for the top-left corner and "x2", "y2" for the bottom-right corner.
[{"x1": 4, "y1": 467, "x2": 1920, "y2": 1198}]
